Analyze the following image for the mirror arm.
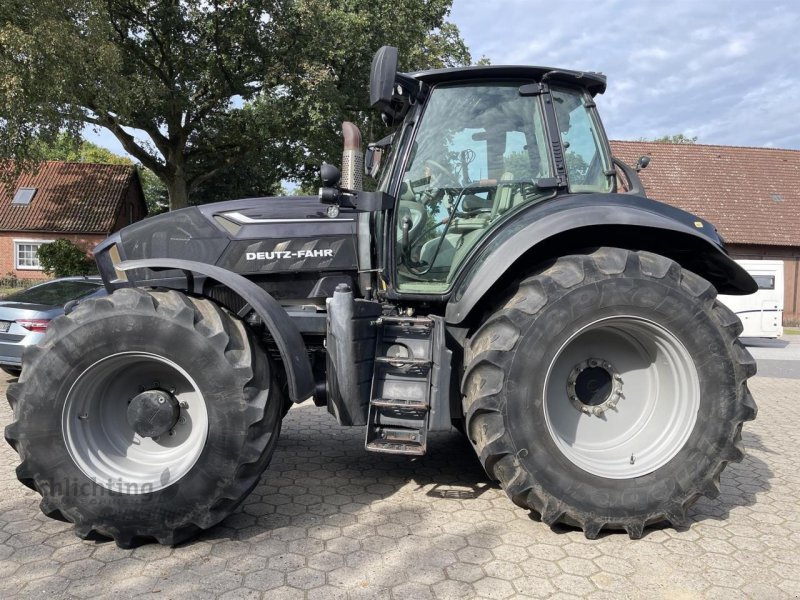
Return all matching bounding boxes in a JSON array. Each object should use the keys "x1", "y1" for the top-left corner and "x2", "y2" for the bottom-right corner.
[
  {"x1": 612, "y1": 157, "x2": 647, "y2": 197},
  {"x1": 319, "y1": 188, "x2": 394, "y2": 212}
]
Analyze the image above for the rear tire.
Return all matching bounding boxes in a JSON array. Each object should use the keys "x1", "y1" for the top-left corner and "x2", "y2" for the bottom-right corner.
[
  {"x1": 4, "y1": 288, "x2": 284, "y2": 547},
  {"x1": 462, "y1": 248, "x2": 757, "y2": 538},
  {"x1": 1, "y1": 366, "x2": 21, "y2": 377}
]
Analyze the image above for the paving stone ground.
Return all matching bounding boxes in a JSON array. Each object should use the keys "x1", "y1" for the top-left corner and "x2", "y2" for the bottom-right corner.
[{"x1": 0, "y1": 375, "x2": 798, "y2": 599}]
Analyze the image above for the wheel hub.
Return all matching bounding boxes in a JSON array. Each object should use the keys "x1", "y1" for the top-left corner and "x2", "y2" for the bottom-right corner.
[
  {"x1": 567, "y1": 358, "x2": 623, "y2": 416},
  {"x1": 127, "y1": 389, "x2": 180, "y2": 438}
]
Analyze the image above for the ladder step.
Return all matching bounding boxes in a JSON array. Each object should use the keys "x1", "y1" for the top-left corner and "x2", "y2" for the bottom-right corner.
[
  {"x1": 375, "y1": 356, "x2": 431, "y2": 366},
  {"x1": 371, "y1": 398, "x2": 429, "y2": 410},
  {"x1": 375, "y1": 316, "x2": 433, "y2": 327},
  {"x1": 366, "y1": 440, "x2": 425, "y2": 456}
]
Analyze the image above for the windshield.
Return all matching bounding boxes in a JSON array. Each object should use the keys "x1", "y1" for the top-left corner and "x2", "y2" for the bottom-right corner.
[
  {"x1": 395, "y1": 82, "x2": 554, "y2": 292},
  {"x1": 3, "y1": 280, "x2": 101, "y2": 305}
]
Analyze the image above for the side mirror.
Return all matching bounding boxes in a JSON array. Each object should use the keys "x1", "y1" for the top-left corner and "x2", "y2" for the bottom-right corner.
[
  {"x1": 320, "y1": 163, "x2": 341, "y2": 187},
  {"x1": 635, "y1": 156, "x2": 651, "y2": 172},
  {"x1": 364, "y1": 146, "x2": 383, "y2": 178},
  {"x1": 370, "y1": 46, "x2": 399, "y2": 109}
]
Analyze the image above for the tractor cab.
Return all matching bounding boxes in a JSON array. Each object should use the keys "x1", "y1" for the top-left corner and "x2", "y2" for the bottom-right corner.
[
  {"x1": 323, "y1": 47, "x2": 623, "y2": 297},
  {"x1": 383, "y1": 76, "x2": 613, "y2": 293}
]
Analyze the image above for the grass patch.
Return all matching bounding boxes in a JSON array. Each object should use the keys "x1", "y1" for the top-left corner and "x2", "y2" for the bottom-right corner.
[
  {"x1": 0, "y1": 287, "x2": 22, "y2": 299},
  {"x1": 784, "y1": 327, "x2": 800, "y2": 336}
]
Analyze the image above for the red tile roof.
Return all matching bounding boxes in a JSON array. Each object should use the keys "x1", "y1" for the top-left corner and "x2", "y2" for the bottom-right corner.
[
  {"x1": 0, "y1": 161, "x2": 139, "y2": 234},
  {"x1": 610, "y1": 141, "x2": 800, "y2": 247}
]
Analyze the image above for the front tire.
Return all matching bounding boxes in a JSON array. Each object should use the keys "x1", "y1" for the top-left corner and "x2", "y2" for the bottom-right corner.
[
  {"x1": 5, "y1": 288, "x2": 284, "y2": 547},
  {"x1": 462, "y1": 248, "x2": 757, "y2": 538}
]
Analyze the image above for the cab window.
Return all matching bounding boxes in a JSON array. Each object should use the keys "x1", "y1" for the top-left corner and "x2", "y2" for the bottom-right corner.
[
  {"x1": 395, "y1": 82, "x2": 554, "y2": 293},
  {"x1": 551, "y1": 86, "x2": 613, "y2": 193}
]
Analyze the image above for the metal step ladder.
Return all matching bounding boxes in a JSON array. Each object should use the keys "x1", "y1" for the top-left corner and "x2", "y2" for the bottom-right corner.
[{"x1": 365, "y1": 316, "x2": 434, "y2": 455}]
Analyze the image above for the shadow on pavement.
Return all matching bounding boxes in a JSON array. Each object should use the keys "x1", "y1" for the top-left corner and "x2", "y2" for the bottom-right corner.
[
  {"x1": 742, "y1": 337, "x2": 789, "y2": 349},
  {"x1": 195, "y1": 405, "x2": 773, "y2": 545}
]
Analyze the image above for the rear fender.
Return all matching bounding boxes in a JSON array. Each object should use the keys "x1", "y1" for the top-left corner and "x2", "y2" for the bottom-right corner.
[
  {"x1": 446, "y1": 195, "x2": 757, "y2": 325},
  {"x1": 117, "y1": 258, "x2": 314, "y2": 403}
]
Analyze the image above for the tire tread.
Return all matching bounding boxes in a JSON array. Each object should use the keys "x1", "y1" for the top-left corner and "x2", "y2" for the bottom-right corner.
[{"x1": 462, "y1": 247, "x2": 757, "y2": 539}]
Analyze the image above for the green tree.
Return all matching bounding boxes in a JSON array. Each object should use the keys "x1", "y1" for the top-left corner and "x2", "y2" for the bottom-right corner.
[
  {"x1": 37, "y1": 239, "x2": 96, "y2": 278},
  {"x1": 0, "y1": 0, "x2": 472, "y2": 210},
  {"x1": 137, "y1": 165, "x2": 169, "y2": 215},
  {"x1": 566, "y1": 151, "x2": 589, "y2": 181},
  {"x1": 646, "y1": 133, "x2": 698, "y2": 144},
  {"x1": 36, "y1": 133, "x2": 133, "y2": 165}
]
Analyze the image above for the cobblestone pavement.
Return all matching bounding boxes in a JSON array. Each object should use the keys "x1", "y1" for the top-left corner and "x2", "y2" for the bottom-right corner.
[
  {"x1": 744, "y1": 335, "x2": 800, "y2": 379},
  {"x1": 1, "y1": 376, "x2": 798, "y2": 599}
]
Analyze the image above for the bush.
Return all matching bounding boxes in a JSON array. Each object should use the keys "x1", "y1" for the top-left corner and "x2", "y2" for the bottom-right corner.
[{"x1": 36, "y1": 239, "x2": 97, "y2": 278}]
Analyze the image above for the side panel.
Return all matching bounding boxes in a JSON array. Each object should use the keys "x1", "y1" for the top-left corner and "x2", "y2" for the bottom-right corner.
[
  {"x1": 218, "y1": 237, "x2": 357, "y2": 274},
  {"x1": 446, "y1": 193, "x2": 758, "y2": 324},
  {"x1": 98, "y1": 197, "x2": 360, "y2": 286}
]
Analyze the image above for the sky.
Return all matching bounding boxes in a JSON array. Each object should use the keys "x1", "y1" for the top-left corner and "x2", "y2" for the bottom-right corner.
[
  {"x1": 450, "y1": 0, "x2": 800, "y2": 149},
  {"x1": 86, "y1": 0, "x2": 800, "y2": 158}
]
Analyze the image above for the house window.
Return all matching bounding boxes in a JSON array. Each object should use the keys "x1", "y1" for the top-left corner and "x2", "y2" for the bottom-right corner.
[
  {"x1": 14, "y1": 240, "x2": 52, "y2": 270},
  {"x1": 12, "y1": 188, "x2": 37, "y2": 205}
]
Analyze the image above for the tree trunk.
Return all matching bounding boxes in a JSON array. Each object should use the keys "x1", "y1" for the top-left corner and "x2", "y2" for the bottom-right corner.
[{"x1": 166, "y1": 175, "x2": 189, "y2": 211}]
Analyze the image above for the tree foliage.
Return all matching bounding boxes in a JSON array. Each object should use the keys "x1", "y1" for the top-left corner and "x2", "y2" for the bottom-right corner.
[
  {"x1": 37, "y1": 239, "x2": 96, "y2": 278},
  {"x1": 646, "y1": 133, "x2": 698, "y2": 144},
  {"x1": 36, "y1": 133, "x2": 133, "y2": 165},
  {"x1": 0, "y1": 0, "x2": 473, "y2": 210}
]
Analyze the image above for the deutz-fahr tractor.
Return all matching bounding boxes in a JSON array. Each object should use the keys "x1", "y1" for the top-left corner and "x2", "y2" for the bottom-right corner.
[{"x1": 5, "y1": 46, "x2": 757, "y2": 547}]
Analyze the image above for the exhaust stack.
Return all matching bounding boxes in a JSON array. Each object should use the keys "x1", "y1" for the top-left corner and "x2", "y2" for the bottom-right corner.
[{"x1": 341, "y1": 122, "x2": 363, "y2": 191}]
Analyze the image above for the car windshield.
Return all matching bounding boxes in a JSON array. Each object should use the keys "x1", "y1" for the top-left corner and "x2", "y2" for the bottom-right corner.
[{"x1": 4, "y1": 280, "x2": 101, "y2": 306}]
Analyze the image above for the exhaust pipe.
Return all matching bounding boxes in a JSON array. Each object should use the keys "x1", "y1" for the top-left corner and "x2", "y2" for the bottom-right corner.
[
  {"x1": 341, "y1": 122, "x2": 363, "y2": 192},
  {"x1": 340, "y1": 122, "x2": 372, "y2": 297}
]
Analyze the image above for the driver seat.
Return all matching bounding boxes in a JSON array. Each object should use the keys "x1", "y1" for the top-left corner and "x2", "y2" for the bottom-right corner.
[{"x1": 419, "y1": 233, "x2": 460, "y2": 271}]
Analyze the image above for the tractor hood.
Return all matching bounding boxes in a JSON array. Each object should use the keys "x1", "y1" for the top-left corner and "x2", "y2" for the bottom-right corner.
[{"x1": 94, "y1": 195, "x2": 360, "y2": 284}]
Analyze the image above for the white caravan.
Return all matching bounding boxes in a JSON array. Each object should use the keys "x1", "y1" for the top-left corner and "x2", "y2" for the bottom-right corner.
[{"x1": 718, "y1": 260, "x2": 784, "y2": 338}]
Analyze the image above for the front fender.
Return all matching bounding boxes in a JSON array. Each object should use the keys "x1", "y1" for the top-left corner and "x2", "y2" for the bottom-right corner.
[
  {"x1": 446, "y1": 193, "x2": 757, "y2": 325},
  {"x1": 117, "y1": 258, "x2": 314, "y2": 403}
]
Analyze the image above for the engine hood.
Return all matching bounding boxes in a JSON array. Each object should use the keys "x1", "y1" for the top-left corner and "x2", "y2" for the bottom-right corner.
[{"x1": 95, "y1": 195, "x2": 360, "y2": 282}]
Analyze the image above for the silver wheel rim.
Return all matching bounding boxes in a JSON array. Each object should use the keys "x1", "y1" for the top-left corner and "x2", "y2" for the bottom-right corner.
[
  {"x1": 62, "y1": 352, "x2": 208, "y2": 494},
  {"x1": 543, "y1": 316, "x2": 700, "y2": 479}
]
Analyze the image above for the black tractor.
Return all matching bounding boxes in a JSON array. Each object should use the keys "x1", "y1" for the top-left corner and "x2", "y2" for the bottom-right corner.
[{"x1": 5, "y1": 47, "x2": 757, "y2": 547}]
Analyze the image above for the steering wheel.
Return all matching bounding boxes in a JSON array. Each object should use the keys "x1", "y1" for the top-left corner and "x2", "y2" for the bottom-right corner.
[{"x1": 425, "y1": 160, "x2": 461, "y2": 189}]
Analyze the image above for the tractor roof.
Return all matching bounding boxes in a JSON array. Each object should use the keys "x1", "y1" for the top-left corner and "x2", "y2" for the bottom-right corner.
[{"x1": 407, "y1": 65, "x2": 607, "y2": 96}]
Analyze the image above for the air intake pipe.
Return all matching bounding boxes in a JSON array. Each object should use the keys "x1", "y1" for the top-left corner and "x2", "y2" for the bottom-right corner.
[{"x1": 341, "y1": 122, "x2": 363, "y2": 192}]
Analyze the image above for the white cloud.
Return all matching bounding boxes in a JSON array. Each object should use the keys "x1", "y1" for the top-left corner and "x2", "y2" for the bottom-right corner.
[{"x1": 450, "y1": 0, "x2": 800, "y2": 149}]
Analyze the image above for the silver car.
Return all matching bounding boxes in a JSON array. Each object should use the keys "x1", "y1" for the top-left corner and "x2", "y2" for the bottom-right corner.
[{"x1": 0, "y1": 277, "x2": 107, "y2": 376}]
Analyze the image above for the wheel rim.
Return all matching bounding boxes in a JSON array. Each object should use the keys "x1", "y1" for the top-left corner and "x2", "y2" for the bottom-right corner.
[
  {"x1": 543, "y1": 316, "x2": 700, "y2": 479},
  {"x1": 62, "y1": 352, "x2": 208, "y2": 494}
]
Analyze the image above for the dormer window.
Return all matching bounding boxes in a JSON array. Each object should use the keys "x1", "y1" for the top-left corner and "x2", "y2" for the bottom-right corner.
[{"x1": 12, "y1": 187, "x2": 37, "y2": 205}]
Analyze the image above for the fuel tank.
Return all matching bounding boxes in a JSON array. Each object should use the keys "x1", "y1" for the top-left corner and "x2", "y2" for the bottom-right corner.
[{"x1": 95, "y1": 196, "x2": 360, "y2": 298}]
